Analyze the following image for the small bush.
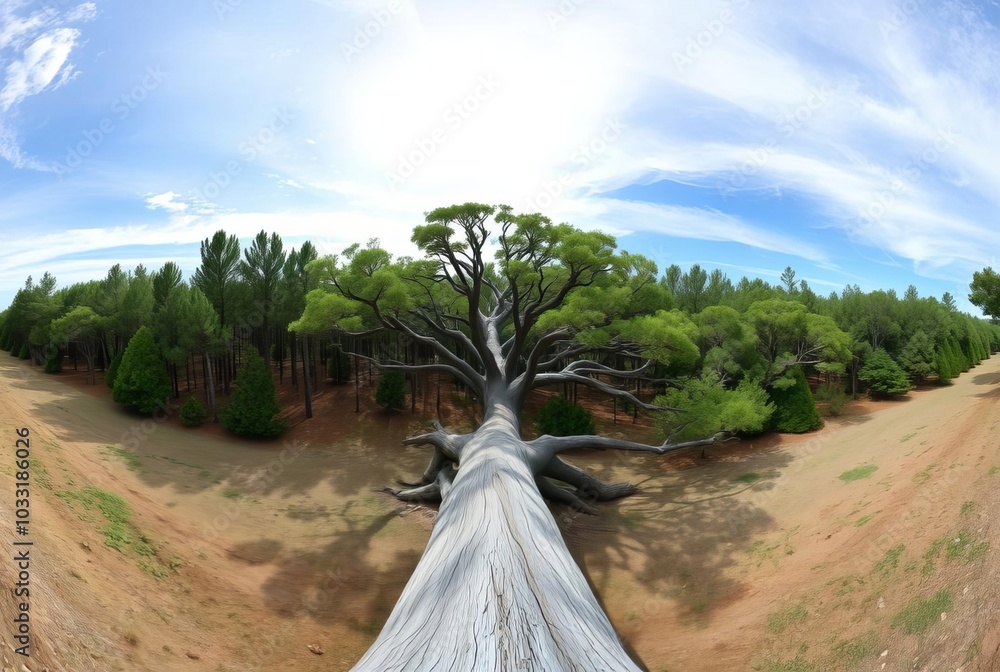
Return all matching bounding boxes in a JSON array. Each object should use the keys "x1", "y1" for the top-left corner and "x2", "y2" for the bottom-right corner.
[
  {"x1": 375, "y1": 370, "x2": 406, "y2": 411},
  {"x1": 180, "y1": 396, "x2": 207, "y2": 427},
  {"x1": 18, "y1": 343, "x2": 30, "y2": 360},
  {"x1": 44, "y1": 347, "x2": 62, "y2": 373},
  {"x1": 768, "y1": 368, "x2": 822, "y2": 433},
  {"x1": 537, "y1": 395, "x2": 596, "y2": 437}
]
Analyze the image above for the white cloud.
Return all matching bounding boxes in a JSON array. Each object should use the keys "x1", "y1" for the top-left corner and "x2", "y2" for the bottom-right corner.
[
  {"x1": 145, "y1": 191, "x2": 190, "y2": 212},
  {"x1": 0, "y1": 27, "x2": 79, "y2": 110}
]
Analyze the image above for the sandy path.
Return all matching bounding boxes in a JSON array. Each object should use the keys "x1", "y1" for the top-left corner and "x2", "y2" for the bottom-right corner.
[{"x1": 0, "y1": 355, "x2": 998, "y2": 671}]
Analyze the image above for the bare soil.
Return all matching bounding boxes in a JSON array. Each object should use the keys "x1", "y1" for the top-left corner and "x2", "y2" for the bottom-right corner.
[{"x1": 0, "y1": 356, "x2": 998, "y2": 671}]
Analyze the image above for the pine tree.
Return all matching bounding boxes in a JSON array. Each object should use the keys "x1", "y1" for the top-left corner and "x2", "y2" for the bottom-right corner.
[
  {"x1": 112, "y1": 326, "x2": 171, "y2": 413},
  {"x1": 375, "y1": 370, "x2": 406, "y2": 411},
  {"x1": 858, "y1": 348, "x2": 911, "y2": 398},
  {"x1": 221, "y1": 351, "x2": 285, "y2": 437},
  {"x1": 768, "y1": 367, "x2": 822, "y2": 433}
]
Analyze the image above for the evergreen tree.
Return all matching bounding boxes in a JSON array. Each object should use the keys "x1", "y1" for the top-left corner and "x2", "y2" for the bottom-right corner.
[
  {"x1": 897, "y1": 330, "x2": 936, "y2": 383},
  {"x1": 536, "y1": 395, "x2": 596, "y2": 437},
  {"x1": 858, "y1": 348, "x2": 911, "y2": 398},
  {"x1": 767, "y1": 367, "x2": 822, "y2": 433},
  {"x1": 221, "y1": 351, "x2": 284, "y2": 437},
  {"x1": 375, "y1": 370, "x2": 406, "y2": 411},
  {"x1": 112, "y1": 326, "x2": 171, "y2": 413}
]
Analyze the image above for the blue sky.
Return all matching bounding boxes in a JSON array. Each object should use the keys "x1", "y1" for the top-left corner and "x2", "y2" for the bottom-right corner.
[{"x1": 2, "y1": 0, "x2": 999, "y2": 314}]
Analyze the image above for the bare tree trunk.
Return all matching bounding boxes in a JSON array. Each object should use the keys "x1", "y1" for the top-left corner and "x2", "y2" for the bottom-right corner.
[
  {"x1": 355, "y1": 399, "x2": 642, "y2": 671},
  {"x1": 205, "y1": 350, "x2": 217, "y2": 422},
  {"x1": 301, "y1": 334, "x2": 313, "y2": 420}
]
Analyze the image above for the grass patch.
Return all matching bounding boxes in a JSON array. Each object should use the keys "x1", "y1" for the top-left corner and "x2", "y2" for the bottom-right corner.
[
  {"x1": 855, "y1": 514, "x2": 874, "y2": 527},
  {"x1": 872, "y1": 544, "x2": 905, "y2": 577},
  {"x1": 891, "y1": 589, "x2": 950, "y2": 635},
  {"x1": 100, "y1": 445, "x2": 142, "y2": 472},
  {"x1": 831, "y1": 632, "x2": 878, "y2": 668},
  {"x1": 899, "y1": 432, "x2": 916, "y2": 442},
  {"x1": 32, "y1": 457, "x2": 52, "y2": 491},
  {"x1": 732, "y1": 472, "x2": 763, "y2": 484},
  {"x1": 55, "y1": 487, "x2": 169, "y2": 577},
  {"x1": 221, "y1": 488, "x2": 241, "y2": 499},
  {"x1": 197, "y1": 470, "x2": 222, "y2": 483},
  {"x1": 766, "y1": 603, "x2": 808, "y2": 634},
  {"x1": 960, "y1": 500, "x2": 974, "y2": 515},
  {"x1": 989, "y1": 466, "x2": 1000, "y2": 476},
  {"x1": 839, "y1": 465, "x2": 877, "y2": 483}
]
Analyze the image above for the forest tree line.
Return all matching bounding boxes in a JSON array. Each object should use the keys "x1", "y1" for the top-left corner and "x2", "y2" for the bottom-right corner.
[{"x1": 1, "y1": 228, "x2": 999, "y2": 439}]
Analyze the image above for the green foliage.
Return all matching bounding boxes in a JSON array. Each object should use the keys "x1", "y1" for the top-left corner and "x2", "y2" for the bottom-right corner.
[
  {"x1": 18, "y1": 343, "x2": 29, "y2": 359},
  {"x1": 839, "y1": 465, "x2": 878, "y2": 483},
  {"x1": 859, "y1": 348, "x2": 911, "y2": 398},
  {"x1": 375, "y1": 370, "x2": 407, "y2": 411},
  {"x1": 327, "y1": 346, "x2": 351, "y2": 383},
  {"x1": 536, "y1": 395, "x2": 596, "y2": 437},
  {"x1": 105, "y1": 352, "x2": 124, "y2": 388},
  {"x1": 180, "y1": 396, "x2": 207, "y2": 427},
  {"x1": 767, "y1": 367, "x2": 822, "y2": 433},
  {"x1": 655, "y1": 374, "x2": 773, "y2": 441},
  {"x1": 897, "y1": 330, "x2": 936, "y2": 382},
  {"x1": 112, "y1": 326, "x2": 172, "y2": 414},
  {"x1": 221, "y1": 351, "x2": 285, "y2": 437},
  {"x1": 44, "y1": 347, "x2": 62, "y2": 373}
]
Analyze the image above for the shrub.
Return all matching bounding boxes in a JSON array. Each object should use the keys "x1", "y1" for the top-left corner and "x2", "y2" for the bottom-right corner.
[
  {"x1": 375, "y1": 370, "x2": 406, "y2": 411},
  {"x1": 112, "y1": 327, "x2": 172, "y2": 414},
  {"x1": 859, "y1": 348, "x2": 911, "y2": 398},
  {"x1": 18, "y1": 343, "x2": 30, "y2": 360},
  {"x1": 105, "y1": 352, "x2": 124, "y2": 388},
  {"x1": 221, "y1": 351, "x2": 285, "y2": 437},
  {"x1": 44, "y1": 347, "x2": 62, "y2": 373},
  {"x1": 537, "y1": 395, "x2": 596, "y2": 437},
  {"x1": 768, "y1": 367, "x2": 822, "y2": 433},
  {"x1": 179, "y1": 396, "x2": 207, "y2": 427},
  {"x1": 327, "y1": 347, "x2": 351, "y2": 384},
  {"x1": 814, "y1": 381, "x2": 848, "y2": 416}
]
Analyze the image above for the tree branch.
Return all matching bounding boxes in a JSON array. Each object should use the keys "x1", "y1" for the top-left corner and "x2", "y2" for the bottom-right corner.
[{"x1": 531, "y1": 433, "x2": 722, "y2": 456}]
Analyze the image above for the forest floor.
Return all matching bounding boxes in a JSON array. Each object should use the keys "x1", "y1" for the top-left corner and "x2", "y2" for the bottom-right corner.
[{"x1": 0, "y1": 355, "x2": 998, "y2": 671}]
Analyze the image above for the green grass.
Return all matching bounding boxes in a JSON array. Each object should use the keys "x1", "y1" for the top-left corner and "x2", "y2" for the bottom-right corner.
[
  {"x1": 100, "y1": 445, "x2": 142, "y2": 472},
  {"x1": 899, "y1": 432, "x2": 916, "y2": 442},
  {"x1": 831, "y1": 632, "x2": 878, "y2": 667},
  {"x1": 55, "y1": 487, "x2": 170, "y2": 577},
  {"x1": 960, "y1": 501, "x2": 974, "y2": 515},
  {"x1": 32, "y1": 457, "x2": 52, "y2": 490},
  {"x1": 989, "y1": 466, "x2": 1000, "y2": 476},
  {"x1": 221, "y1": 488, "x2": 241, "y2": 499},
  {"x1": 766, "y1": 603, "x2": 808, "y2": 634},
  {"x1": 872, "y1": 544, "x2": 905, "y2": 577},
  {"x1": 891, "y1": 589, "x2": 951, "y2": 634},
  {"x1": 839, "y1": 465, "x2": 878, "y2": 483},
  {"x1": 913, "y1": 462, "x2": 937, "y2": 484},
  {"x1": 732, "y1": 472, "x2": 763, "y2": 484},
  {"x1": 855, "y1": 514, "x2": 874, "y2": 527}
]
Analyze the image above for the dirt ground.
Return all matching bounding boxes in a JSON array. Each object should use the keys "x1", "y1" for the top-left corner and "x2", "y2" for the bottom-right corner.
[{"x1": 0, "y1": 355, "x2": 998, "y2": 671}]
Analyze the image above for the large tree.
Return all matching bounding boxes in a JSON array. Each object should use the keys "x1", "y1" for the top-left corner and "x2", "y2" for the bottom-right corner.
[{"x1": 295, "y1": 204, "x2": 724, "y2": 670}]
